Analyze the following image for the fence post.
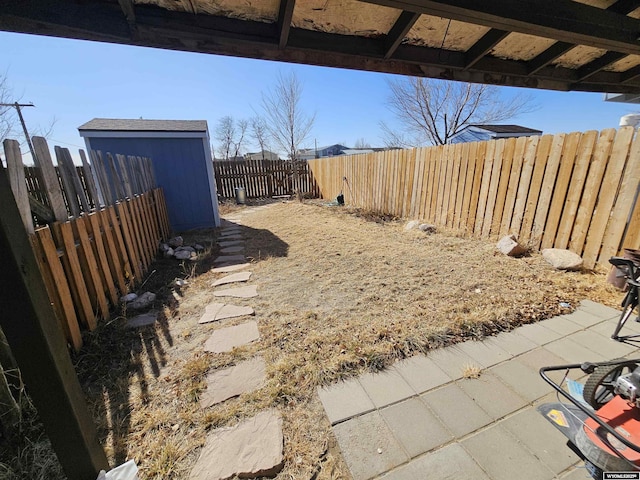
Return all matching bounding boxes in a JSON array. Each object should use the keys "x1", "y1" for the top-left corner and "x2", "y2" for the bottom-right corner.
[{"x1": 0, "y1": 162, "x2": 109, "y2": 479}]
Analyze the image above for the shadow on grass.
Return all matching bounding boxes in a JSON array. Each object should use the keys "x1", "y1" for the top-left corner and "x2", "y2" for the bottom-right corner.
[{"x1": 73, "y1": 222, "x2": 288, "y2": 467}]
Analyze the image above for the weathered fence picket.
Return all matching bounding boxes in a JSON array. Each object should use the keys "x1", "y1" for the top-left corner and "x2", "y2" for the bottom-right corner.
[
  {"x1": 1, "y1": 137, "x2": 170, "y2": 351},
  {"x1": 308, "y1": 127, "x2": 640, "y2": 270},
  {"x1": 213, "y1": 158, "x2": 320, "y2": 198}
]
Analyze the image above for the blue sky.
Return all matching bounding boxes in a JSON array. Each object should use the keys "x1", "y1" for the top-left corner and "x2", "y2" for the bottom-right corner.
[{"x1": 1, "y1": 30, "x2": 639, "y2": 163}]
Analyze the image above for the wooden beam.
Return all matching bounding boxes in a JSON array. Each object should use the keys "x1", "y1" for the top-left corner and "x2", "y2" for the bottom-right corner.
[
  {"x1": 527, "y1": 0, "x2": 640, "y2": 75},
  {"x1": 359, "y1": 0, "x2": 640, "y2": 55},
  {"x1": 527, "y1": 42, "x2": 574, "y2": 75},
  {"x1": 277, "y1": 0, "x2": 295, "y2": 49},
  {"x1": 0, "y1": 164, "x2": 108, "y2": 480},
  {"x1": 117, "y1": 0, "x2": 138, "y2": 38},
  {"x1": 464, "y1": 29, "x2": 508, "y2": 69},
  {"x1": 574, "y1": 52, "x2": 628, "y2": 83},
  {"x1": 384, "y1": 11, "x2": 421, "y2": 59},
  {"x1": 2, "y1": 0, "x2": 640, "y2": 93},
  {"x1": 622, "y1": 64, "x2": 640, "y2": 83}
]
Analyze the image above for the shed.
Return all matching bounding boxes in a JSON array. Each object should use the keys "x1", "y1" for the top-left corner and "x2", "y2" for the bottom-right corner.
[
  {"x1": 449, "y1": 125, "x2": 543, "y2": 144},
  {"x1": 78, "y1": 118, "x2": 220, "y2": 231}
]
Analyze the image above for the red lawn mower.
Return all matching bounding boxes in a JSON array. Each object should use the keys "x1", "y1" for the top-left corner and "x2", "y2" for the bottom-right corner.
[{"x1": 538, "y1": 257, "x2": 640, "y2": 478}]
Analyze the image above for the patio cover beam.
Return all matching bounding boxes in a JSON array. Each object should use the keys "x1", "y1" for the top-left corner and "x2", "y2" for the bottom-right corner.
[
  {"x1": 359, "y1": 0, "x2": 640, "y2": 55},
  {"x1": 384, "y1": 11, "x2": 421, "y2": 59},
  {"x1": 277, "y1": 0, "x2": 295, "y2": 49}
]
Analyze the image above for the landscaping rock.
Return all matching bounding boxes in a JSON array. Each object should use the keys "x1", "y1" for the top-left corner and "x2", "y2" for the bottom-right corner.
[
  {"x1": 177, "y1": 246, "x2": 196, "y2": 253},
  {"x1": 168, "y1": 236, "x2": 184, "y2": 248},
  {"x1": 542, "y1": 248, "x2": 583, "y2": 271},
  {"x1": 159, "y1": 243, "x2": 170, "y2": 252},
  {"x1": 163, "y1": 247, "x2": 175, "y2": 258},
  {"x1": 174, "y1": 250, "x2": 194, "y2": 260},
  {"x1": 418, "y1": 223, "x2": 437, "y2": 234},
  {"x1": 497, "y1": 235, "x2": 526, "y2": 257},
  {"x1": 126, "y1": 311, "x2": 158, "y2": 328},
  {"x1": 195, "y1": 244, "x2": 205, "y2": 252},
  {"x1": 404, "y1": 220, "x2": 420, "y2": 231},
  {"x1": 120, "y1": 293, "x2": 138, "y2": 304},
  {"x1": 189, "y1": 409, "x2": 283, "y2": 480},
  {"x1": 204, "y1": 321, "x2": 261, "y2": 353},
  {"x1": 200, "y1": 357, "x2": 266, "y2": 408},
  {"x1": 129, "y1": 292, "x2": 156, "y2": 310},
  {"x1": 212, "y1": 271, "x2": 252, "y2": 287}
]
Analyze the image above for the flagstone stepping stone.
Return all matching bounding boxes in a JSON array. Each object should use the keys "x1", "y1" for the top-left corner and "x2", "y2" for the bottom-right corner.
[
  {"x1": 126, "y1": 311, "x2": 157, "y2": 328},
  {"x1": 221, "y1": 245, "x2": 245, "y2": 254},
  {"x1": 220, "y1": 229, "x2": 242, "y2": 237},
  {"x1": 212, "y1": 271, "x2": 252, "y2": 286},
  {"x1": 214, "y1": 285, "x2": 258, "y2": 298},
  {"x1": 189, "y1": 409, "x2": 284, "y2": 480},
  {"x1": 218, "y1": 239, "x2": 244, "y2": 248},
  {"x1": 214, "y1": 254, "x2": 246, "y2": 265},
  {"x1": 204, "y1": 321, "x2": 260, "y2": 353},
  {"x1": 199, "y1": 303, "x2": 255, "y2": 324},
  {"x1": 211, "y1": 263, "x2": 250, "y2": 273},
  {"x1": 217, "y1": 234, "x2": 243, "y2": 242},
  {"x1": 200, "y1": 357, "x2": 266, "y2": 408}
]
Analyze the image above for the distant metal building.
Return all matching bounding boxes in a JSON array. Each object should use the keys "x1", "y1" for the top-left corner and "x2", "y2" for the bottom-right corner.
[
  {"x1": 448, "y1": 124, "x2": 542, "y2": 144},
  {"x1": 79, "y1": 118, "x2": 220, "y2": 231}
]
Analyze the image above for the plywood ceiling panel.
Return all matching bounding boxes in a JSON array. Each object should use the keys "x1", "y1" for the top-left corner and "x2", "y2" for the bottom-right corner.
[
  {"x1": 554, "y1": 45, "x2": 608, "y2": 68},
  {"x1": 136, "y1": 0, "x2": 280, "y2": 20},
  {"x1": 292, "y1": 0, "x2": 399, "y2": 36},
  {"x1": 605, "y1": 54, "x2": 640, "y2": 71},
  {"x1": 572, "y1": 0, "x2": 616, "y2": 7},
  {"x1": 490, "y1": 33, "x2": 557, "y2": 61},
  {"x1": 405, "y1": 16, "x2": 488, "y2": 51}
]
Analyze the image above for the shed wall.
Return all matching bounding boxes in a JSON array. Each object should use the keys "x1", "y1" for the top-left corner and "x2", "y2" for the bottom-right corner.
[{"x1": 86, "y1": 136, "x2": 218, "y2": 231}]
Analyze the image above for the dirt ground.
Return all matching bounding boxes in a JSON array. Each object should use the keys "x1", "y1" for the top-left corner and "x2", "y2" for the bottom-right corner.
[{"x1": 44, "y1": 200, "x2": 624, "y2": 479}]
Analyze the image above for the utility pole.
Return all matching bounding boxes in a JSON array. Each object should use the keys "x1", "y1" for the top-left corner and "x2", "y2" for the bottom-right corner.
[{"x1": 0, "y1": 102, "x2": 37, "y2": 163}]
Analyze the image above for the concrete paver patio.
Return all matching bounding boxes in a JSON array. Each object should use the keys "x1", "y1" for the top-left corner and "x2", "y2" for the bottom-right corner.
[{"x1": 319, "y1": 300, "x2": 636, "y2": 480}]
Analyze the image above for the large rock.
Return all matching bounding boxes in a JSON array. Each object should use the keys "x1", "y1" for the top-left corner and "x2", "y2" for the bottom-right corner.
[
  {"x1": 168, "y1": 236, "x2": 184, "y2": 248},
  {"x1": 496, "y1": 235, "x2": 526, "y2": 257},
  {"x1": 189, "y1": 410, "x2": 283, "y2": 480},
  {"x1": 418, "y1": 223, "x2": 437, "y2": 234},
  {"x1": 200, "y1": 357, "x2": 266, "y2": 408},
  {"x1": 542, "y1": 248, "x2": 583, "y2": 271},
  {"x1": 174, "y1": 250, "x2": 195, "y2": 260},
  {"x1": 404, "y1": 220, "x2": 420, "y2": 231},
  {"x1": 129, "y1": 292, "x2": 156, "y2": 310}
]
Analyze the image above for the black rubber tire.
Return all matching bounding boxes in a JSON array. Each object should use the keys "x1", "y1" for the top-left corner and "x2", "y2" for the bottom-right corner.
[{"x1": 583, "y1": 360, "x2": 638, "y2": 410}]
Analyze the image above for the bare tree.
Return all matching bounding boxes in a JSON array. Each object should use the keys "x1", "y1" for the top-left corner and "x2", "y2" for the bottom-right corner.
[
  {"x1": 233, "y1": 119, "x2": 248, "y2": 160},
  {"x1": 354, "y1": 138, "x2": 371, "y2": 149},
  {"x1": 215, "y1": 116, "x2": 236, "y2": 160},
  {"x1": 382, "y1": 77, "x2": 536, "y2": 146},
  {"x1": 250, "y1": 116, "x2": 269, "y2": 160},
  {"x1": 261, "y1": 72, "x2": 315, "y2": 161}
]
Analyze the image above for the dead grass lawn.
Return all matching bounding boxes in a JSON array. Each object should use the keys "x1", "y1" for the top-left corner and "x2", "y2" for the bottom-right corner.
[{"x1": 73, "y1": 200, "x2": 621, "y2": 479}]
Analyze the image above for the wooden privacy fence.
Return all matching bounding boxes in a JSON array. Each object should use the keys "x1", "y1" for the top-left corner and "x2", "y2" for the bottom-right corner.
[
  {"x1": 2, "y1": 136, "x2": 171, "y2": 351},
  {"x1": 214, "y1": 158, "x2": 320, "y2": 198},
  {"x1": 308, "y1": 127, "x2": 640, "y2": 270}
]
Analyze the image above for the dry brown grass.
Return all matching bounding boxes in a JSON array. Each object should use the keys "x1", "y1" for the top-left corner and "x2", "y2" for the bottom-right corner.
[{"x1": 70, "y1": 201, "x2": 621, "y2": 479}]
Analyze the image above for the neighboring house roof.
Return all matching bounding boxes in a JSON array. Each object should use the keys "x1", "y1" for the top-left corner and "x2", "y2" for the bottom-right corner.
[
  {"x1": 78, "y1": 118, "x2": 208, "y2": 132},
  {"x1": 467, "y1": 124, "x2": 542, "y2": 135},
  {"x1": 341, "y1": 149, "x2": 374, "y2": 155},
  {"x1": 245, "y1": 150, "x2": 280, "y2": 160}
]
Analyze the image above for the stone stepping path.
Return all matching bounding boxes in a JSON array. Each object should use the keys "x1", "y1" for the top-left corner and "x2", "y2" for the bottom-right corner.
[
  {"x1": 200, "y1": 357, "x2": 266, "y2": 408},
  {"x1": 189, "y1": 409, "x2": 284, "y2": 480},
  {"x1": 214, "y1": 285, "x2": 258, "y2": 298},
  {"x1": 214, "y1": 254, "x2": 246, "y2": 265},
  {"x1": 211, "y1": 263, "x2": 250, "y2": 273},
  {"x1": 217, "y1": 234, "x2": 243, "y2": 242},
  {"x1": 220, "y1": 245, "x2": 245, "y2": 254},
  {"x1": 199, "y1": 303, "x2": 254, "y2": 324},
  {"x1": 219, "y1": 229, "x2": 242, "y2": 237},
  {"x1": 218, "y1": 239, "x2": 244, "y2": 248},
  {"x1": 204, "y1": 320, "x2": 260, "y2": 353},
  {"x1": 212, "y1": 271, "x2": 252, "y2": 286},
  {"x1": 126, "y1": 311, "x2": 157, "y2": 328}
]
